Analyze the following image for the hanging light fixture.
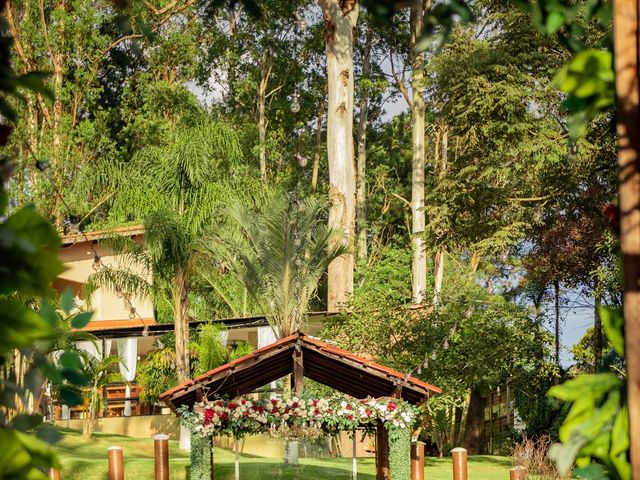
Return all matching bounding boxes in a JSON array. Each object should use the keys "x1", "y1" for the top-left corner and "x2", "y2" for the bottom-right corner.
[{"x1": 290, "y1": 89, "x2": 300, "y2": 113}]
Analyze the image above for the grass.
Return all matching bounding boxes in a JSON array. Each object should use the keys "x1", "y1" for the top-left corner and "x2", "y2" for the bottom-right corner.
[{"x1": 54, "y1": 428, "x2": 513, "y2": 479}]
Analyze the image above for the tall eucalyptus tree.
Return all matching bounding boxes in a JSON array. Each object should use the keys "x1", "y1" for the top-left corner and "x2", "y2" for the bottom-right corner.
[{"x1": 320, "y1": 0, "x2": 359, "y2": 310}]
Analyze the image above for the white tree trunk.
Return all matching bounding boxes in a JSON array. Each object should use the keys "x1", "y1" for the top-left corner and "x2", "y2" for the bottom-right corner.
[
  {"x1": 411, "y1": 0, "x2": 427, "y2": 305},
  {"x1": 322, "y1": 0, "x2": 359, "y2": 311},
  {"x1": 433, "y1": 126, "x2": 447, "y2": 306},
  {"x1": 356, "y1": 23, "x2": 373, "y2": 265},
  {"x1": 258, "y1": 54, "x2": 271, "y2": 181}
]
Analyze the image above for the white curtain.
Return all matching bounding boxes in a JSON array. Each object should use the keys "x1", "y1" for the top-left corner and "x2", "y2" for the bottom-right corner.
[
  {"x1": 257, "y1": 325, "x2": 277, "y2": 348},
  {"x1": 258, "y1": 326, "x2": 278, "y2": 398},
  {"x1": 117, "y1": 338, "x2": 138, "y2": 417},
  {"x1": 219, "y1": 330, "x2": 229, "y2": 348}
]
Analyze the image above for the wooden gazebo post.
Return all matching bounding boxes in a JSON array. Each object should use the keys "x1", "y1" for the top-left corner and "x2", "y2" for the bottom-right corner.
[
  {"x1": 613, "y1": 1, "x2": 640, "y2": 476},
  {"x1": 375, "y1": 422, "x2": 391, "y2": 480}
]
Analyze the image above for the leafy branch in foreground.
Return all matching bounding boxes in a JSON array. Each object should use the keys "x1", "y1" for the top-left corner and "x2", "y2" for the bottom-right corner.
[{"x1": 548, "y1": 307, "x2": 629, "y2": 480}]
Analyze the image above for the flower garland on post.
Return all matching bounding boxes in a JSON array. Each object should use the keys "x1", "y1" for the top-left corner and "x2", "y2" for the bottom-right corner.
[{"x1": 179, "y1": 395, "x2": 418, "y2": 478}]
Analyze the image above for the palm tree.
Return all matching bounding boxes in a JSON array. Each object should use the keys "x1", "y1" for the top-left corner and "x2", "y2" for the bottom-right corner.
[
  {"x1": 87, "y1": 121, "x2": 243, "y2": 382},
  {"x1": 209, "y1": 194, "x2": 347, "y2": 339},
  {"x1": 78, "y1": 350, "x2": 121, "y2": 440}
]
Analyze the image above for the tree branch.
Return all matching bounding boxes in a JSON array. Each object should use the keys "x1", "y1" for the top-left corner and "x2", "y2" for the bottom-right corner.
[
  {"x1": 5, "y1": 1, "x2": 31, "y2": 70},
  {"x1": 389, "y1": 51, "x2": 412, "y2": 109},
  {"x1": 391, "y1": 192, "x2": 412, "y2": 208}
]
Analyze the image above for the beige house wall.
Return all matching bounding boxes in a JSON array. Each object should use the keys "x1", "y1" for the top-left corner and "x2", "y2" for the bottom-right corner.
[{"x1": 58, "y1": 237, "x2": 153, "y2": 321}]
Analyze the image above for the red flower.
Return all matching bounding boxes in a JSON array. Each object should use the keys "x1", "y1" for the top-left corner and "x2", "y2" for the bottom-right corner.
[
  {"x1": 346, "y1": 404, "x2": 352, "y2": 411},
  {"x1": 204, "y1": 408, "x2": 214, "y2": 426},
  {"x1": 221, "y1": 413, "x2": 228, "y2": 421},
  {"x1": 216, "y1": 400, "x2": 224, "y2": 407},
  {"x1": 272, "y1": 407, "x2": 279, "y2": 414},
  {"x1": 314, "y1": 408, "x2": 320, "y2": 415},
  {"x1": 243, "y1": 411, "x2": 249, "y2": 417},
  {"x1": 312, "y1": 400, "x2": 318, "y2": 407},
  {"x1": 284, "y1": 407, "x2": 290, "y2": 414},
  {"x1": 241, "y1": 399, "x2": 246, "y2": 406},
  {"x1": 256, "y1": 406, "x2": 264, "y2": 413},
  {"x1": 228, "y1": 402, "x2": 238, "y2": 410},
  {"x1": 347, "y1": 415, "x2": 354, "y2": 421},
  {"x1": 292, "y1": 402, "x2": 298, "y2": 408},
  {"x1": 365, "y1": 409, "x2": 372, "y2": 417},
  {"x1": 387, "y1": 402, "x2": 397, "y2": 411},
  {"x1": 271, "y1": 399, "x2": 278, "y2": 405}
]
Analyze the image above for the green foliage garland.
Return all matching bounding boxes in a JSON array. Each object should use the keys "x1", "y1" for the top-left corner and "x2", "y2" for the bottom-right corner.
[
  {"x1": 189, "y1": 433, "x2": 212, "y2": 480},
  {"x1": 388, "y1": 426, "x2": 411, "y2": 480}
]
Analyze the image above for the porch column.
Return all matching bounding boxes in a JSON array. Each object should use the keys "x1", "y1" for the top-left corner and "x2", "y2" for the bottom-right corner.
[
  {"x1": 257, "y1": 326, "x2": 277, "y2": 398},
  {"x1": 375, "y1": 422, "x2": 390, "y2": 480},
  {"x1": 117, "y1": 337, "x2": 138, "y2": 416}
]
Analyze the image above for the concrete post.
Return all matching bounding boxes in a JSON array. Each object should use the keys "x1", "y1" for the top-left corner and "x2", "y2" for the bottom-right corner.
[
  {"x1": 451, "y1": 447, "x2": 468, "y2": 480},
  {"x1": 510, "y1": 466, "x2": 527, "y2": 480},
  {"x1": 410, "y1": 441, "x2": 425, "y2": 480},
  {"x1": 154, "y1": 434, "x2": 169, "y2": 480},
  {"x1": 234, "y1": 437, "x2": 240, "y2": 480},
  {"x1": 352, "y1": 432, "x2": 357, "y2": 479},
  {"x1": 107, "y1": 446, "x2": 124, "y2": 480}
]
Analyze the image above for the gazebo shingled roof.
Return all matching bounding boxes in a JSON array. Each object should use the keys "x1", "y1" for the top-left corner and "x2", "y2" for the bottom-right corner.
[{"x1": 161, "y1": 331, "x2": 441, "y2": 412}]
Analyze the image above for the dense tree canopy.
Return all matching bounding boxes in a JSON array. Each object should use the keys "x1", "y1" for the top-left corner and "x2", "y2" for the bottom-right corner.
[{"x1": 1, "y1": 0, "x2": 625, "y2": 464}]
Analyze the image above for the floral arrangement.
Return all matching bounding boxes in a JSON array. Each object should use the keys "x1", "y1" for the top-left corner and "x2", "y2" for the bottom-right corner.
[{"x1": 178, "y1": 395, "x2": 417, "y2": 439}]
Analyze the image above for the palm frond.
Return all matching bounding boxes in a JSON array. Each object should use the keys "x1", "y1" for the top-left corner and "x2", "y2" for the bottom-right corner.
[
  {"x1": 206, "y1": 192, "x2": 346, "y2": 337},
  {"x1": 83, "y1": 267, "x2": 153, "y2": 305}
]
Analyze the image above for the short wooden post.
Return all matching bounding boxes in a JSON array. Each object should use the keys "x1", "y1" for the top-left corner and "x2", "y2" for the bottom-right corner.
[
  {"x1": 107, "y1": 446, "x2": 124, "y2": 480},
  {"x1": 154, "y1": 434, "x2": 169, "y2": 480},
  {"x1": 510, "y1": 466, "x2": 527, "y2": 480},
  {"x1": 48, "y1": 467, "x2": 60, "y2": 480},
  {"x1": 452, "y1": 447, "x2": 468, "y2": 480},
  {"x1": 410, "y1": 441, "x2": 425, "y2": 480}
]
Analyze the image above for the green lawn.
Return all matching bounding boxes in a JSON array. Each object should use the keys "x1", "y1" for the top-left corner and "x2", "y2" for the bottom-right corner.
[{"x1": 55, "y1": 428, "x2": 512, "y2": 479}]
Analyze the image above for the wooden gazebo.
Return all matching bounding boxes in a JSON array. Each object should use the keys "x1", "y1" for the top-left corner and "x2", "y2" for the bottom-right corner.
[{"x1": 161, "y1": 331, "x2": 441, "y2": 479}]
